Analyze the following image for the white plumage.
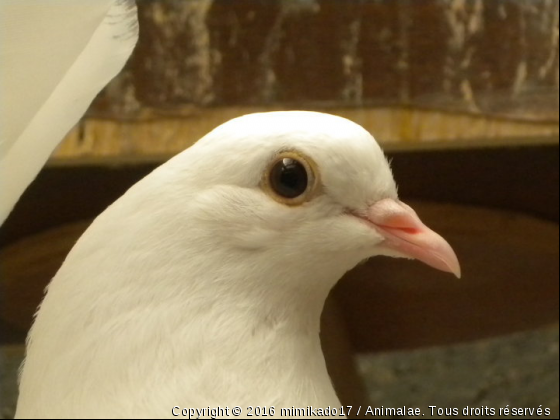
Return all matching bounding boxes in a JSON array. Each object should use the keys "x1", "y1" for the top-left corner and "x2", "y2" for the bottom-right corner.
[
  {"x1": 16, "y1": 111, "x2": 459, "y2": 418},
  {"x1": 2, "y1": 3, "x2": 460, "y2": 419}
]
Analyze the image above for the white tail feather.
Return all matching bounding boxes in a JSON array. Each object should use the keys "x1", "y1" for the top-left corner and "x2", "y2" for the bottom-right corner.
[{"x1": 0, "y1": 0, "x2": 138, "y2": 223}]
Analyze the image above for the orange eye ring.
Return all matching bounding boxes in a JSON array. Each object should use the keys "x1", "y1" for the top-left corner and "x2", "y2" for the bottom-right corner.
[{"x1": 261, "y1": 151, "x2": 321, "y2": 206}]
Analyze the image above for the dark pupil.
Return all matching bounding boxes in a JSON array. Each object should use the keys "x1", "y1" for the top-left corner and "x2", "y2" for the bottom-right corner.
[{"x1": 270, "y1": 158, "x2": 308, "y2": 198}]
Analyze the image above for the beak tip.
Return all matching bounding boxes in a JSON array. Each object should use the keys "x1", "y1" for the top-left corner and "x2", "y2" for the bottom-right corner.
[
  {"x1": 447, "y1": 259, "x2": 462, "y2": 279},
  {"x1": 434, "y1": 249, "x2": 461, "y2": 279}
]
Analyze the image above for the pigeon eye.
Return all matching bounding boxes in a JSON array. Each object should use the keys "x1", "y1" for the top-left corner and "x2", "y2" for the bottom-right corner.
[
  {"x1": 270, "y1": 158, "x2": 307, "y2": 198},
  {"x1": 263, "y1": 152, "x2": 319, "y2": 205}
]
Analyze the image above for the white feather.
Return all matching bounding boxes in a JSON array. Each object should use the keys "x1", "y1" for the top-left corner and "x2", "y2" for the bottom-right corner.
[{"x1": 0, "y1": 0, "x2": 138, "y2": 223}]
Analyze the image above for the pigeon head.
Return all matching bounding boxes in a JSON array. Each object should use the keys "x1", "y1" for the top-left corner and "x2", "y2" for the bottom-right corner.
[
  {"x1": 17, "y1": 112, "x2": 461, "y2": 416},
  {"x1": 62, "y1": 110, "x2": 459, "y2": 314},
  {"x1": 153, "y1": 111, "x2": 460, "y2": 287}
]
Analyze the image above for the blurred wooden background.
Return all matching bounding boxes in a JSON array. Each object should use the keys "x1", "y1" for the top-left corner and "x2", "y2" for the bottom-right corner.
[
  {"x1": 1, "y1": 0, "x2": 559, "y2": 407},
  {"x1": 52, "y1": 0, "x2": 558, "y2": 163}
]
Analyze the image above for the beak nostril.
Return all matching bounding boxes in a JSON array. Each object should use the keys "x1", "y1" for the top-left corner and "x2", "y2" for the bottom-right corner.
[
  {"x1": 398, "y1": 227, "x2": 420, "y2": 235},
  {"x1": 376, "y1": 225, "x2": 420, "y2": 235}
]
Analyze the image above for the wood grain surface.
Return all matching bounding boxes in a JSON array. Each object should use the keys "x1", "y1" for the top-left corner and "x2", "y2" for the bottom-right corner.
[
  {"x1": 53, "y1": 108, "x2": 558, "y2": 165},
  {"x1": 91, "y1": 0, "x2": 559, "y2": 122}
]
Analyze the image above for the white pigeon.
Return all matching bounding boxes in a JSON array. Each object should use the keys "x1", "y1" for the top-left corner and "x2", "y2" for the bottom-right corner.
[
  {"x1": 15, "y1": 111, "x2": 460, "y2": 418},
  {"x1": 1, "y1": 2, "x2": 461, "y2": 419}
]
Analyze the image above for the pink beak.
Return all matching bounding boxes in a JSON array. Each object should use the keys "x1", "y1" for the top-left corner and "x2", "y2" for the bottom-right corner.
[{"x1": 359, "y1": 198, "x2": 461, "y2": 278}]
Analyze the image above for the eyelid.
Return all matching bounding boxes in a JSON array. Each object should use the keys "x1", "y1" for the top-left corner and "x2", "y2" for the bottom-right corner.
[{"x1": 261, "y1": 150, "x2": 322, "y2": 206}]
